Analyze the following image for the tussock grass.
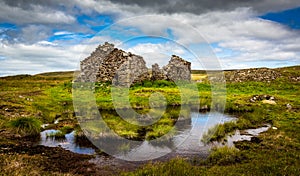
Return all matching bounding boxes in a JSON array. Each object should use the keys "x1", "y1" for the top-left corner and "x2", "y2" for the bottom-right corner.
[
  {"x1": 7, "y1": 117, "x2": 41, "y2": 136},
  {"x1": 46, "y1": 130, "x2": 66, "y2": 139},
  {"x1": 206, "y1": 146, "x2": 242, "y2": 165}
]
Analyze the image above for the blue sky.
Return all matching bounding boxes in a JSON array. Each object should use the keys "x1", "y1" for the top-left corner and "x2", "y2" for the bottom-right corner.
[
  {"x1": 0, "y1": 0, "x2": 300, "y2": 76},
  {"x1": 260, "y1": 7, "x2": 300, "y2": 30}
]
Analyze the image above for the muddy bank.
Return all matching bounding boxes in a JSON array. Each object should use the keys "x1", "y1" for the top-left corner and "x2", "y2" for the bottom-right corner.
[
  {"x1": 0, "y1": 141, "x2": 98, "y2": 175},
  {"x1": 1, "y1": 137, "x2": 202, "y2": 175},
  {"x1": 0, "y1": 130, "x2": 153, "y2": 175}
]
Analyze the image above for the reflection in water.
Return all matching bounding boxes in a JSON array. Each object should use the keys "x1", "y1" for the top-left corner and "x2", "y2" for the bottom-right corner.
[
  {"x1": 112, "y1": 112, "x2": 235, "y2": 160},
  {"x1": 173, "y1": 112, "x2": 235, "y2": 153},
  {"x1": 38, "y1": 107, "x2": 236, "y2": 160},
  {"x1": 38, "y1": 130, "x2": 96, "y2": 155},
  {"x1": 225, "y1": 124, "x2": 271, "y2": 146}
]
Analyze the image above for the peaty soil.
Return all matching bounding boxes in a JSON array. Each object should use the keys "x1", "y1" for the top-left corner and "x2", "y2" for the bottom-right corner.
[{"x1": 0, "y1": 132, "x2": 121, "y2": 175}]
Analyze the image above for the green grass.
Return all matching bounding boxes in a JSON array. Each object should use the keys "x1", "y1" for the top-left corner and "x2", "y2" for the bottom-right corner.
[
  {"x1": 124, "y1": 66, "x2": 300, "y2": 175},
  {"x1": 202, "y1": 121, "x2": 237, "y2": 144},
  {"x1": 0, "y1": 66, "x2": 300, "y2": 175},
  {"x1": 123, "y1": 147, "x2": 241, "y2": 175},
  {"x1": 124, "y1": 136, "x2": 300, "y2": 175},
  {"x1": 60, "y1": 125, "x2": 74, "y2": 134},
  {"x1": 46, "y1": 130, "x2": 66, "y2": 139},
  {"x1": 97, "y1": 108, "x2": 179, "y2": 140},
  {"x1": 0, "y1": 72, "x2": 74, "y2": 125},
  {"x1": 7, "y1": 117, "x2": 42, "y2": 136},
  {"x1": 205, "y1": 146, "x2": 242, "y2": 166},
  {"x1": 91, "y1": 79, "x2": 203, "y2": 109},
  {"x1": 122, "y1": 158, "x2": 205, "y2": 176},
  {"x1": 46, "y1": 126, "x2": 74, "y2": 139},
  {"x1": 191, "y1": 73, "x2": 207, "y2": 81}
]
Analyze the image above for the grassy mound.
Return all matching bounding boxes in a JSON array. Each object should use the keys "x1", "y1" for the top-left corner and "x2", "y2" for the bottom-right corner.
[{"x1": 7, "y1": 117, "x2": 42, "y2": 136}]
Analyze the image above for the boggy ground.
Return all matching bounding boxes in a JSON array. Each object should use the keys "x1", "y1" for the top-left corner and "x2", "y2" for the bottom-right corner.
[
  {"x1": 0, "y1": 66, "x2": 299, "y2": 175},
  {"x1": 0, "y1": 138, "x2": 97, "y2": 175},
  {"x1": 0, "y1": 72, "x2": 101, "y2": 175},
  {"x1": 0, "y1": 132, "x2": 147, "y2": 175}
]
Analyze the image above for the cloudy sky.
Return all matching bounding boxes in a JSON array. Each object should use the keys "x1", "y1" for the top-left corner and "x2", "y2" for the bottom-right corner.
[{"x1": 0, "y1": 0, "x2": 300, "y2": 76}]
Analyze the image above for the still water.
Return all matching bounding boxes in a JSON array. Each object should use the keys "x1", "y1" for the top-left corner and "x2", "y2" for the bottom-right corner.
[
  {"x1": 38, "y1": 111, "x2": 235, "y2": 158},
  {"x1": 39, "y1": 130, "x2": 96, "y2": 154}
]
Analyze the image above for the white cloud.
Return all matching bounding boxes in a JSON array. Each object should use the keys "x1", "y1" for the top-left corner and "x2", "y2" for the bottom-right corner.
[
  {"x1": 0, "y1": 35, "x2": 123, "y2": 76},
  {"x1": 19, "y1": 25, "x2": 52, "y2": 44},
  {"x1": 37, "y1": 41, "x2": 58, "y2": 46},
  {"x1": 0, "y1": 42, "x2": 89, "y2": 76},
  {"x1": 126, "y1": 42, "x2": 187, "y2": 67},
  {"x1": 112, "y1": 8, "x2": 300, "y2": 69},
  {"x1": 54, "y1": 31, "x2": 74, "y2": 36}
]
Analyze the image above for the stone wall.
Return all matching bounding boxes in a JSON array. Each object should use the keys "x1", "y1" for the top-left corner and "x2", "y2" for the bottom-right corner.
[
  {"x1": 151, "y1": 63, "x2": 167, "y2": 81},
  {"x1": 162, "y1": 55, "x2": 191, "y2": 81},
  {"x1": 225, "y1": 68, "x2": 281, "y2": 82},
  {"x1": 77, "y1": 42, "x2": 114, "y2": 82},
  {"x1": 77, "y1": 42, "x2": 191, "y2": 86},
  {"x1": 97, "y1": 48, "x2": 149, "y2": 86},
  {"x1": 151, "y1": 55, "x2": 191, "y2": 81}
]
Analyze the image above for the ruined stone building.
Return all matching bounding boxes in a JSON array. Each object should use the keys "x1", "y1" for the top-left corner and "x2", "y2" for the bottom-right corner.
[
  {"x1": 78, "y1": 42, "x2": 115, "y2": 82},
  {"x1": 151, "y1": 55, "x2": 191, "y2": 81},
  {"x1": 97, "y1": 47, "x2": 149, "y2": 86},
  {"x1": 77, "y1": 42, "x2": 191, "y2": 87}
]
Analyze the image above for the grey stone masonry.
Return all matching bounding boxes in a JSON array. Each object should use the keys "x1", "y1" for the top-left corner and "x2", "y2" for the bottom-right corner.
[
  {"x1": 151, "y1": 63, "x2": 167, "y2": 81},
  {"x1": 78, "y1": 42, "x2": 115, "y2": 82},
  {"x1": 225, "y1": 68, "x2": 281, "y2": 82},
  {"x1": 162, "y1": 55, "x2": 191, "y2": 81},
  {"x1": 77, "y1": 42, "x2": 191, "y2": 86},
  {"x1": 97, "y1": 48, "x2": 149, "y2": 86}
]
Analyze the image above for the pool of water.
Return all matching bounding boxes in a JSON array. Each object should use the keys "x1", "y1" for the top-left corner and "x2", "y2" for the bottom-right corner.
[
  {"x1": 37, "y1": 111, "x2": 236, "y2": 158},
  {"x1": 174, "y1": 112, "x2": 235, "y2": 152},
  {"x1": 110, "y1": 112, "x2": 236, "y2": 160},
  {"x1": 225, "y1": 124, "x2": 271, "y2": 146},
  {"x1": 38, "y1": 130, "x2": 96, "y2": 155}
]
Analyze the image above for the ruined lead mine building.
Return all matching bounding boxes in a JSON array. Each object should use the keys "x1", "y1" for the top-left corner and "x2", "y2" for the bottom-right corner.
[{"x1": 77, "y1": 42, "x2": 191, "y2": 87}]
